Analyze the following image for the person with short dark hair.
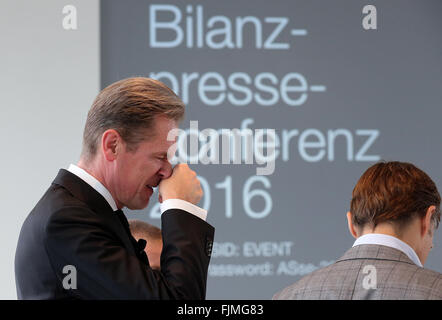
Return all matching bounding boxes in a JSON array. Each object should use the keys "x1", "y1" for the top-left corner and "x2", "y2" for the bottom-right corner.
[
  {"x1": 274, "y1": 161, "x2": 442, "y2": 300},
  {"x1": 129, "y1": 220, "x2": 162, "y2": 270},
  {"x1": 15, "y1": 77, "x2": 215, "y2": 299}
]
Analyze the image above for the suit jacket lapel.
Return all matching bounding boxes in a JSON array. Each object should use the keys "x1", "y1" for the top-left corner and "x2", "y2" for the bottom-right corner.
[{"x1": 52, "y1": 169, "x2": 137, "y2": 256}]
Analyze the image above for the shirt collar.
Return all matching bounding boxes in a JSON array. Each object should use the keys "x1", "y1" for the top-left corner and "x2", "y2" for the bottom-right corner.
[
  {"x1": 67, "y1": 164, "x2": 118, "y2": 212},
  {"x1": 353, "y1": 233, "x2": 423, "y2": 267}
]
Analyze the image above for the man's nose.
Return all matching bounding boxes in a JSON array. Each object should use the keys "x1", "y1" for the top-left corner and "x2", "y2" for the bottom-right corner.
[{"x1": 159, "y1": 160, "x2": 173, "y2": 179}]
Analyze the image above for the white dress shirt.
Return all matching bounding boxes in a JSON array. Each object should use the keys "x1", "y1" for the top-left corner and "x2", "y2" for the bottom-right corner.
[
  {"x1": 67, "y1": 164, "x2": 207, "y2": 221},
  {"x1": 353, "y1": 233, "x2": 423, "y2": 267}
]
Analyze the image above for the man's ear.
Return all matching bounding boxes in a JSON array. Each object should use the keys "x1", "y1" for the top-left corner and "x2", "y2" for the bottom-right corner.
[
  {"x1": 101, "y1": 129, "x2": 121, "y2": 161},
  {"x1": 421, "y1": 205, "x2": 436, "y2": 238},
  {"x1": 347, "y1": 211, "x2": 358, "y2": 239}
]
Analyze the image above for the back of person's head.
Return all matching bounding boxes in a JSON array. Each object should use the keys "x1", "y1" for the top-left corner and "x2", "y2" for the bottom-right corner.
[
  {"x1": 128, "y1": 219, "x2": 163, "y2": 270},
  {"x1": 350, "y1": 161, "x2": 441, "y2": 234}
]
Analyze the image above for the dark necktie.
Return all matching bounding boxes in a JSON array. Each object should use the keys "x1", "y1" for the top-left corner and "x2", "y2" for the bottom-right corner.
[{"x1": 114, "y1": 209, "x2": 149, "y2": 266}]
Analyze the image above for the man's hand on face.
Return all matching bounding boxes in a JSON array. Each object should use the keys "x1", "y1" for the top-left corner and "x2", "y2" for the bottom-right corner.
[{"x1": 158, "y1": 164, "x2": 203, "y2": 205}]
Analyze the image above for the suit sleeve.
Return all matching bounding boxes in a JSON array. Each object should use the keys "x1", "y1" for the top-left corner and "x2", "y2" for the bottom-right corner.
[{"x1": 44, "y1": 206, "x2": 214, "y2": 299}]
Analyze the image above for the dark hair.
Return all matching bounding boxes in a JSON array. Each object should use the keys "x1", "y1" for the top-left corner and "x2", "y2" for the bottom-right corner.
[
  {"x1": 81, "y1": 77, "x2": 184, "y2": 161},
  {"x1": 350, "y1": 161, "x2": 441, "y2": 230}
]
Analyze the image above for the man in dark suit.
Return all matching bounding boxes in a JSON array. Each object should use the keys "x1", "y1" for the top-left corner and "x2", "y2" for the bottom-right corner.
[
  {"x1": 15, "y1": 77, "x2": 215, "y2": 299},
  {"x1": 274, "y1": 161, "x2": 442, "y2": 299}
]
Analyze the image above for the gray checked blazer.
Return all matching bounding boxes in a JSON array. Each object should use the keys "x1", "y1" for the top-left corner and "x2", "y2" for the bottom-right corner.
[{"x1": 273, "y1": 244, "x2": 442, "y2": 300}]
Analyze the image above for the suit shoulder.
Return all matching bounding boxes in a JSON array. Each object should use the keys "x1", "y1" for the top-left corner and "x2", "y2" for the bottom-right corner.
[
  {"x1": 407, "y1": 266, "x2": 442, "y2": 297},
  {"x1": 273, "y1": 263, "x2": 336, "y2": 300},
  {"x1": 46, "y1": 183, "x2": 92, "y2": 213},
  {"x1": 27, "y1": 184, "x2": 105, "y2": 240},
  {"x1": 19, "y1": 184, "x2": 90, "y2": 237},
  {"x1": 416, "y1": 266, "x2": 442, "y2": 279}
]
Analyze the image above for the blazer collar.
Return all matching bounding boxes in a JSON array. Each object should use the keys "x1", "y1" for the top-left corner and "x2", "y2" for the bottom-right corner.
[
  {"x1": 336, "y1": 244, "x2": 417, "y2": 266},
  {"x1": 52, "y1": 169, "x2": 137, "y2": 255},
  {"x1": 52, "y1": 169, "x2": 115, "y2": 215}
]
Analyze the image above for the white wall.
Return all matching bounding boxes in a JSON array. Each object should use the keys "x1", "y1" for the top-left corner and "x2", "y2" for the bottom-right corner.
[{"x1": 0, "y1": 0, "x2": 99, "y2": 299}]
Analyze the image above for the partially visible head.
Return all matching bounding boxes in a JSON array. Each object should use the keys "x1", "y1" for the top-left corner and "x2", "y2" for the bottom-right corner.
[
  {"x1": 347, "y1": 161, "x2": 441, "y2": 264},
  {"x1": 128, "y1": 219, "x2": 163, "y2": 270},
  {"x1": 82, "y1": 77, "x2": 184, "y2": 161},
  {"x1": 80, "y1": 77, "x2": 184, "y2": 210}
]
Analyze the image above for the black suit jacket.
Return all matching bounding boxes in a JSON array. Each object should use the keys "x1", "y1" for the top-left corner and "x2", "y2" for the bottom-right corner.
[{"x1": 15, "y1": 169, "x2": 215, "y2": 299}]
